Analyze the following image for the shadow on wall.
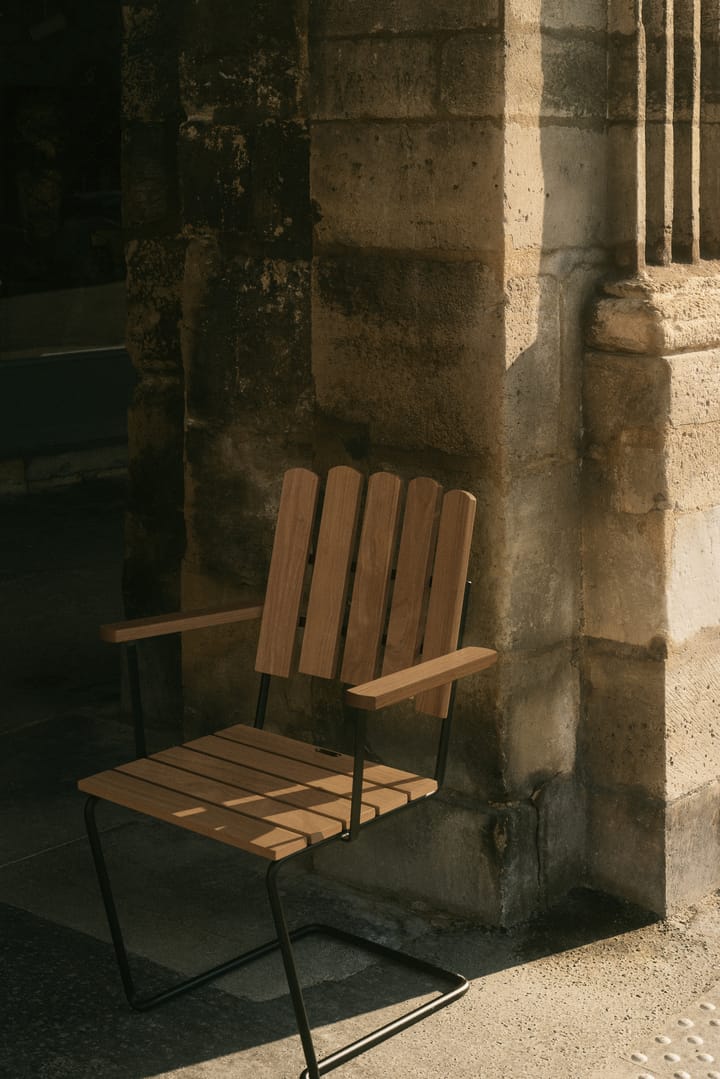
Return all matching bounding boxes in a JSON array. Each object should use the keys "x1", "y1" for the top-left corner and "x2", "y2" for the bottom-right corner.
[{"x1": 494, "y1": 0, "x2": 609, "y2": 902}]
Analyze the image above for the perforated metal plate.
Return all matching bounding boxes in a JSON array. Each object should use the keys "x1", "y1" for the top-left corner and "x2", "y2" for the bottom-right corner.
[{"x1": 620, "y1": 998, "x2": 720, "y2": 1078}]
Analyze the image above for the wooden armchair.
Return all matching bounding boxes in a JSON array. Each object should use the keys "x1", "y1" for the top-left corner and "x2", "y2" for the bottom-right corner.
[{"x1": 79, "y1": 466, "x2": 497, "y2": 1078}]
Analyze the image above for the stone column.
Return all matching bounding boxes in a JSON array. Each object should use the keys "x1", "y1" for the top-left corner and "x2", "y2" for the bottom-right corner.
[
  {"x1": 584, "y1": 270, "x2": 720, "y2": 913},
  {"x1": 310, "y1": 0, "x2": 611, "y2": 923},
  {"x1": 308, "y1": 0, "x2": 511, "y2": 923}
]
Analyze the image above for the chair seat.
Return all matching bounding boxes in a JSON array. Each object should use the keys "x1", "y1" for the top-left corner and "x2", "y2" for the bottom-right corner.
[{"x1": 78, "y1": 723, "x2": 438, "y2": 862}]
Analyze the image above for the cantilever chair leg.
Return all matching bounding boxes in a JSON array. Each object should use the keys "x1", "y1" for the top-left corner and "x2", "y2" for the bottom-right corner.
[
  {"x1": 84, "y1": 795, "x2": 468, "y2": 1078},
  {"x1": 84, "y1": 796, "x2": 295, "y2": 1010}
]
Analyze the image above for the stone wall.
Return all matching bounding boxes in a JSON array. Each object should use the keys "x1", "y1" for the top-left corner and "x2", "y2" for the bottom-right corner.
[
  {"x1": 120, "y1": 0, "x2": 617, "y2": 924},
  {"x1": 307, "y1": 2, "x2": 510, "y2": 921},
  {"x1": 121, "y1": 0, "x2": 720, "y2": 923},
  {"x1": 584, "y1": 269, "x2": 720, "y2": 913}
]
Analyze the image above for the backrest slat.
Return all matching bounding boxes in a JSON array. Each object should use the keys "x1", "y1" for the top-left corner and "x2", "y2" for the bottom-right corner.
[
  {"x1": 415, "y1": 489, "x2": 476, "y2": 717},
  {"x1": 255, "y1": 468, "x2": 320, "y2": 677},
  {"x1": 340, "y1": 472, "x2": 402, "y2": 686},
  {"x1": 382, "y1": 476, "x2": 443, "y2": 676},
  {"x1": 299, "y1": 466, "x2": 364, "y2": 679}
]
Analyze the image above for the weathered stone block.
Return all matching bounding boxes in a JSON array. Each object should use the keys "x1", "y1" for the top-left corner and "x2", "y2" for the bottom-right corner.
[
  {"x1": 181, "y1": 567, "x2": 264, "y2": 739},
  {"x1": 181, "y1": 121, "x2": 310, "y2": 249},
  {"x1": 312, "y1": 121, "x2": 503, "y2": 253},
  {"x1": 591, "y1": 272, "x2": 720, "y2": 355},
  {"x1": 122, "y1": 121, "x2": 179, "y2": 229},
  {"x1": 312, "y1": 254, "x2": 503, "y2": 455},
  {"x1": 122, "y1": 5, "x2": 178, "y2": 123},
  {"x1": 180, "y1": 46, "x2": 304, "y2": 123},
  {"x1": 505, "y1": 30, "x2": 606, "y2": 120},
  {"x1": 669, "y1": 348, "x2": 720, "y2": 426},
  {"x1": 700, "y1": 123, "x2": 720, "y2": 258},
  {"x1": 539, "y1": 0, "x2": 607, "y2": 30},
  {"x1": 127, "y1": 374, "x2": 184, "y2": 519},
  {"x1": 250, "y1": 121, "x2": 312, "y2": 253},
  {"x1": 508, "y1": 0, "x2": 606, "y2": 30},
  {"x1": 504, "y1": 273, "x2": 576, "y2": 460},
  {"x1": 536, "y1": 774, "x2": 586, "y2": 906},
  {"x1": 183, "y1": 421, "x2": 312, "y2": 588},
  {"x1": 311, "y1": 38, "x2": 435, "y2": 120},
  {"x1": 441, "y1": 672, "x2": 505, "y2": 803},
  {"x1": 580, "y1": 643, "x2": 666, "y2": 799},
  {"x1": 666, "y1": 633, "x2": 720, "y2": 800},
  {"x1": 183, "y1": 242, "x2": 312, "y2": 425},
  {"x1": 310, "y1": 0, "x2": 500, "y2": 36},
  {"x1": 179, "y1": 0, "x2": 306, "y2": 121},
  {"x1": 540, "y1": 35, "x2": 607, "y2": 119},
  {"x1": 583, "y1": 500, "x2": 667, "y2": 646},
  {"x1": 584, "y1": 351, "x2": 669, "y2": 442},
  {"x1": 179, "y1": 122, "x2": 251, "y2": 234},
  {"x1": 505, "y1": 124, "x2": 606, "y2": 251},
  {"x1": 586, "y1": 785, "x2": 665, "y2": 914},
  {"x1": 667, "y1": 507, "x2": 720, "y2": 644},
  {"x1": 440, "y1": 34, "x2": 504, "y2": 117},
  {"x1": 667, "y1": 423, "x2": 720, "y2": 511},
  {"x1": 314, "y1": 797, "x2": 538, "y2": 925},
  {"x1": 125, "y1": 238, "x2": 185, "y2": 375},
  {"x1": 666, "y1": 780, "x2": 720, "y2": 910},
  {"x1": 609, "y1": 432, "x2": 667, "y2": 515},
  {"x1": 500, "y1": 645, "x2": 580, "y2": 797},
  {"x1": 502, "y1": 462, "x2": 581, "y2": 650}
]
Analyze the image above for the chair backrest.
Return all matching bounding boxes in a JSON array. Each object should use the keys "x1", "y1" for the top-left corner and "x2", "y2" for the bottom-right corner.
[{"x1": 255, "y1": 466, "x2": 476, "y2": 718}]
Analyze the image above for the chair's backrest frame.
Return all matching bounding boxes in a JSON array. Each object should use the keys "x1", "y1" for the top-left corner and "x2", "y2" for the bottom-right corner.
[{"x1": 254, "y1": 466, "x2": 476, "y2": 719}]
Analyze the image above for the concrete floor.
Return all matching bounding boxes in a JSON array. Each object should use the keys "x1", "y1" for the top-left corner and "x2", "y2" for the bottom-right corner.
[{"x1": 3, "y1": 480, "x2": 720, "y2": 1079}]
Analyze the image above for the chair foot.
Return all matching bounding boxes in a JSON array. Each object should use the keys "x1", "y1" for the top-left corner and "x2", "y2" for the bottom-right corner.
[{"x1": 286, "y1": 924, "x2": 468, "y2": 1078}]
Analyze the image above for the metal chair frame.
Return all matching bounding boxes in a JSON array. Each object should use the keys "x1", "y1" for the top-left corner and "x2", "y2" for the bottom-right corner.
[
  {"x1": 80, "y1": 467, "x2": 497, "y2": 1077},
  {"x1": 84, "y1": 659, "x2": 469, "y2": 1079}
]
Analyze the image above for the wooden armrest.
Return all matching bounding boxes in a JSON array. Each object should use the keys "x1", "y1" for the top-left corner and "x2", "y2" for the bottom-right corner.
[
  {"x1": 344, "y1": 646, "x2": 497, "y2": 712},
  {"x1": 100, "y1": 600, "x2": 265, "y2": 643}
]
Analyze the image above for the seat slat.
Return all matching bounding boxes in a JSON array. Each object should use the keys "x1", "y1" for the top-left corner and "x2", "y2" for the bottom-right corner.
[
  {"x1": 341, "y1": 472, "x2": 403, "y2": 686},
  {"x1": 118, "y1": 758, "x2": 343, "y2": 843},
  {"x1": 189, "y1": 734, "x2": 409, "y2": 814},
  {"x1": 299, "y1": 466, "x2": 363, "y2": 679},
  {"x1": 393, "y1": 777, "x2": 438, "y2": 799},
  {"x1": 153, "y1": 746, "x2": 376, "y2": 827},
  {"x1": 382, "y1": 476, "x2": 443, "y2": 676},
  {"x1": 78, "y1": 770, "x2": 307, "y2": 860},
  {"x1": 416, "y1": 489, "x2": 477, "y2": 718},
  {"x1": 220, "y1": 723, "x2": 422, "y2": 787},
  {"x1": 255, "y1": 468, "x2": 320, "y2": 678}
]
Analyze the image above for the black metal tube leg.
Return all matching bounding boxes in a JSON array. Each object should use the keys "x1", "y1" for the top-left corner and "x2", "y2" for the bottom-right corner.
[
  {"x1": 83, "y1": 796, "x2": 138, "y2": 1006},
  {"x1": 266, "y1": 862, "x2": 320, "y2": 1079}
]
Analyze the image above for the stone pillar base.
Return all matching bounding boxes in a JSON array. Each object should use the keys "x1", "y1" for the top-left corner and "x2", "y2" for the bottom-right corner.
[{"x1": 583, "y1": 267, "x2": 720, "y2": 914}]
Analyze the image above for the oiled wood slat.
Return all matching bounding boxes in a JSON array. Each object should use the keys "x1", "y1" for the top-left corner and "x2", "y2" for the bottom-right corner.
[
  {"x1": 416, "y1": 489, "x2": 477, "y2": 718},
  {"x1": 299, "y1": 466, "x2": 364, "y2": 679},
  {"x1": 188, "y1": 735, "x2": 409, "y2": 815},
  {"x1": 78, "y1": 770, "x2": 307, "y2": 860},
  {"x1": 341, "y1": 472, "x2": 403, "y2": 685},
  {"x1": 393, "y1": 777, "x2": 438, "y2": 799},
  {"x1": 382, "y1": 477, "x2": 442, "y2": 676},
  {"x1": 345, "y1": 646, "x2": 497, "y2": 711},
  {"x1": 100, "y1": 601, "x2": 264, "y2": 643},
  {"x1": 153, "y1": 746, "x2": 376, "y2": 827},
  {"x1": 220, "y1": 723, "x2": 422, "y2": 787},
  {"x1": 118, "y1": 758, "x2": 342, "y2": 843},
  {"x1": 256, "y1": 469, "x2": 320, "y2": 678}
]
